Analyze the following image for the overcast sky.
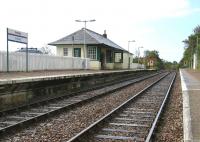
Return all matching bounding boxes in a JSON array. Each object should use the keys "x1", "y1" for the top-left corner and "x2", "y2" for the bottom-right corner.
[{"x1": 0, "y1": 0, "x2": 200, "y2": 62}]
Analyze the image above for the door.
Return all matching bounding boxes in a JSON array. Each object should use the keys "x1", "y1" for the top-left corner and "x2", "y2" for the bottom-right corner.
[
  {"x1": 74, "y1": 48, "x2": 81, "y2": 57},
  {"x1": 100, "y1": 52, "x2": 105, "y2": 69}
]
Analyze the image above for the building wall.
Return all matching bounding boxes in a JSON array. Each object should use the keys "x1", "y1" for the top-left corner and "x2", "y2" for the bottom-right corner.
[
  {"x1": 114, "y1": 52, "x2": 133, "y2": 69},
  {"x1": 56, "y1": 45, "x2": 84, "y2": 58},
  {"x1": 122, "y1": 52, "x2": 129, "y2": 69},
  {"x1": 56, "y1": 45, "x2": 101, "y2": 70},
  {"x1": 147, "y1": 59, "x2": 155, "y2": 67},
  {"x1": 90, "y1": 60, "x2": 101, "y2": 70},
  {"x1": 105, "y1": 63, "x2": 114, "y2": 69},
  {"x1": 56, "y1": 45, "x2": 133, "y2": 70},
  {"x1": 100, "y1": 47, "x2": 108, "y2": 69}
]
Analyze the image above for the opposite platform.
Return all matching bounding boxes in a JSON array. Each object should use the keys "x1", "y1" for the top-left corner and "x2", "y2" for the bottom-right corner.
[
  {"x1": 180, "y1": 69, "x2": 200, "y2": 142},
  {"x1": 0, "y1": 70, "x2": 137, "y2": 85}
]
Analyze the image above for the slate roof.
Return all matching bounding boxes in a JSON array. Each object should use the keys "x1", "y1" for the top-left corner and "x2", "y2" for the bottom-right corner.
[{"x1": 49, "y1": 28, "x2": 127, "y2": 51}]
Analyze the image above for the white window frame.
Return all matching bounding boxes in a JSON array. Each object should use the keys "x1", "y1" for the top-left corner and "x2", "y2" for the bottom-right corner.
[
  {"x1": 87, "y1": 46, "x2": 97, "y2": 60},
  {"x1": 63, "y1": 48, "x2": 68, "y2": 56}
]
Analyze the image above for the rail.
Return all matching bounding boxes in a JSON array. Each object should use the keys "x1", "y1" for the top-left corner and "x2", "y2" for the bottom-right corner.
[{"x1": 66, "y1": 72, "x2": 176, "y2": 142}]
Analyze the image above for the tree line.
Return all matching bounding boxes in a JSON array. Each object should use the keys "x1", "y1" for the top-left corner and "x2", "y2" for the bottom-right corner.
[
  {"x1": 133, "y1": 50, "x2": 178, "y2": 70},
  {"x1": 180, "y1": 25, "x2": 200, "y2": 69}
]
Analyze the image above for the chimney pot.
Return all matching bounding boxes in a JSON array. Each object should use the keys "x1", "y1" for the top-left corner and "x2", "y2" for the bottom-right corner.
[{"x1": 103, "y1": 30, "x2": 107, "y2": 38}]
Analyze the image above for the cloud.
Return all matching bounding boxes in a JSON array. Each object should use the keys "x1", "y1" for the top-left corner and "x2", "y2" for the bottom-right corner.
[
  {"x1": 0, "y1": 0, "x2": 199, "y2": 62},
  {"x1": 94, "y1": 0, "x2": 198, "y2": 22}
]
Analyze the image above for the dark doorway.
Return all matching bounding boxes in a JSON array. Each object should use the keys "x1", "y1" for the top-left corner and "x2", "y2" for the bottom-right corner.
[
  {"x1": 100, "y1": 52, "x2": 105, "y2": 69},
  {"x1": 74, "y1": 48, "x2": 81, "y2": 57}
]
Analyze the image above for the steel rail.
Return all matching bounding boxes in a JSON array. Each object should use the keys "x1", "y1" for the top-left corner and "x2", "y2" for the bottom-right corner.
[
  {"x1": 145, "y1": 72, "x2": 176, "y2": 141},
  {"x1": 0, "y1": 72, "x2": 164, "y2": 135},
  {"x1": 66, "y1": 72, "x2": 171, "y2": 142},
  {"x1": 0, "y1": 71, "x2": 159, "y2": 114}
]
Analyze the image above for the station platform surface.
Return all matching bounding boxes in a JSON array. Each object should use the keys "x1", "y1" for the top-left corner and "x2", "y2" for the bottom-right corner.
[
  {"x1": 0, "y1": 70, "x2": 134, "y2": 85},
  {"x1": 180, "y1": 69, "x2": 200, "y2": 142}
]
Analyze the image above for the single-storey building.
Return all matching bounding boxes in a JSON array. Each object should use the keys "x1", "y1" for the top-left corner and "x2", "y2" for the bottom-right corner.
[
  {"x1": 49, "y1": 28, "x2": 133, "y2": 70},
  {"x1": 146, "y1": 57, "x2": 157, "y2": 69}
]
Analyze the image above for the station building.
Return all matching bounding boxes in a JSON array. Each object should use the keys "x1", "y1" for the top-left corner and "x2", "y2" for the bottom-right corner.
[
  {"x1": 49, "y1": 28, "x2": 133, "y2": 70},
  {"x1": 146, "y1": 56, "x2": 157, "y2": 69}
]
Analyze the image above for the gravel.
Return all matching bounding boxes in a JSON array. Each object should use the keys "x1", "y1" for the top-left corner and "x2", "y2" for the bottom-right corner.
[
  {"x1": 0, "y1": 73, "x2": 164, "y2": 142},
  {"x1": 153, "y1": 71, "x2": 183, "y2": 141}
]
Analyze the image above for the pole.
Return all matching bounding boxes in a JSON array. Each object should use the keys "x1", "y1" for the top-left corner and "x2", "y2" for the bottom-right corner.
[
  {"x1": 137, "y1": 46, "x2": 143, "y2": 69},
  {"x1": 128, "y1": 40, "x2": 135, "y2": 69},
  {"x1": 197, "y1": 35, "x2": 198, "y2": 69},
  {"x1": 6, "y1": 28, "x2": 9, "y2": 72},
  {"x1": 26, "y1": 42, "x2": 28, "y2": 72},
  {"x1": 75, "y1": 19, "x2": 96, "y2": 69},
  {"x1": 72, "y1": 35, "x2": 74, "y2": 56},
  {"x1": 84, "y1": 21, "x2": 87, "y2": 69},
  {"x1": 191, "y1": 46, "x2": 193, "y2": 69},
  {"x1": 138, "y1": 47, "x2": 140, "y2": 69},
  {"x1": 84, "y1": 21, "x2": 86, "y2": 58},
  {"x1": 128, "y1": 42, "x2": 130, "y2": 69},
  {"x1": 138, "y1": 47, "x2": 140, "y2": 64}
]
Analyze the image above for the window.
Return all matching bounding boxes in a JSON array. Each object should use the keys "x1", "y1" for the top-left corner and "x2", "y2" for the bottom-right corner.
[
  {"x1": 74, "y1": 48, "x2": 81, "y2": 57},
  {"x1": 63, "y1": 48, "x2": 68, "y2": 56},
  {"x1": 114, "y1": 52, "x2": 123, "y2": 63},
  {"x1": 87, "y1": 46, "x2": 97, "y2": 60}
]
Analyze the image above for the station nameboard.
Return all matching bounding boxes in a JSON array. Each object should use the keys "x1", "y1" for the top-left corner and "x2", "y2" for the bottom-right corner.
[
  {"x1": 7, "y1": 28, "x2": 28, "y2": 44},
  {"x1": 7, "y1": 28, "x2": 29, "y2": 72}
]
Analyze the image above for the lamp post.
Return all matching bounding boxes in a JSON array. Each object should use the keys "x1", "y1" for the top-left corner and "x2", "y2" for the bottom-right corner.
[
  {"x1": 128, "y1": 40, "x2": 135, "y2": 69},
  {"x1": 196, "y1": 35, "x2": 199, "y2": 69},
  {"x1": 75, "y1": 19, "x2": 96, "y2": 58},
  {"x1": 138, "y1": 46, "x2": 143, "y2": 69}
]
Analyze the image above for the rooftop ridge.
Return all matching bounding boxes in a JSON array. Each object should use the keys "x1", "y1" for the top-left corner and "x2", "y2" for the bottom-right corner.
[{"x1": 49, "y1": 28, "x2": 127, "y2": 52}]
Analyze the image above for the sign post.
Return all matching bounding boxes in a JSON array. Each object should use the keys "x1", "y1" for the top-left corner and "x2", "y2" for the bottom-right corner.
[
  {"x1": 7, "y1": 28, "x2": 9, "y2": 72},
  {"x1": 7, "y1": 28, "x2": 28, "y2": 72}
]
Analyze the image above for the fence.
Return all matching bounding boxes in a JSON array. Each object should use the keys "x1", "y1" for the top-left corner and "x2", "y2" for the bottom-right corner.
[
  {"x1": 0, "y1": 51, "x2": 90, "y2": 71},
  {"x1": 130, "y1": 63, "x2": 145, "y2": 69}
]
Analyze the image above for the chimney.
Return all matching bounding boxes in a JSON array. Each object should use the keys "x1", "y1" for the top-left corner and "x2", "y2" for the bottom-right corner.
[{"x1": 103, "y1": 30, "x2": 107, "y2": 38}]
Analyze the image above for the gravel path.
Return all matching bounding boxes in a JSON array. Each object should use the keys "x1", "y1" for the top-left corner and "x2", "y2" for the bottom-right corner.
[
  {"x1": 1, "y1": 73, "x2": 164, "y2": 142},
  {"x1": 153, "y1": 72, "x2": 183, "y2": 141}
]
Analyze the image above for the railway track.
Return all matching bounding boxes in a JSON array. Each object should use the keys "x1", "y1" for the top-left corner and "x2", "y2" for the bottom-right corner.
[
  {"x1": 0, "y1": 72, "x2": 164, "y2": 135},
  {"x1": 67, "y1": 72, "x2": 176, "y2": 142}
]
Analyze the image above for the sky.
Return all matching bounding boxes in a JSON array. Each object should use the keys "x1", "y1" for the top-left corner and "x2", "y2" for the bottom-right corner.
[{"x1": 0, "y1": 0, "x2": 200, "y2": 62}]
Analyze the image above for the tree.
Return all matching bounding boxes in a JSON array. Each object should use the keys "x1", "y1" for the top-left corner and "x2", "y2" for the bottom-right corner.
[
  {"x1": 144, "y1": 50, "x2": 164, "y2": 70},
  {"x1": 182, "y1": 39, "x2": 189, "y2": 49},
  {"x1": 194, "y1": 25, "x2": 200, "y2": 34},
  {"x1": 162, "y1": 60, "x2": 178, "y2": 70},
  {"x1": 144, "y1": 50, "x2": 159, "y2": 58},
  {"x1": 180, "y1": 25, "x2": 200, "y2": 69},
  {"x1": 40, "y1": 45, "x2": 53, "y2": 55}
]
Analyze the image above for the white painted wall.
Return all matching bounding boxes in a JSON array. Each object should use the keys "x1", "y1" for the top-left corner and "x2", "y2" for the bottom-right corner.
[
  {"x1": 130, "y1": 63, "x2": 145, "y2": 69},
  {"x1": 114, "y1": 52, "x2": 133, "y2": 69},
  {"x1": 0, "y1": 51, "x2": 90, "y2": 71},
  {"x1": 56, "y1": 45, "x2": 84, "y2": 57},
  {"x1": 123, "y1": 52, "x2": 129, "y2": 69},
  {"x1": 89, "y1": 60, "x2": 101, "y2": 70}
]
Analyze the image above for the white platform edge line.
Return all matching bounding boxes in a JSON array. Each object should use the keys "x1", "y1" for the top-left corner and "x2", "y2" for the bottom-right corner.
[
  {"x1": 180, "y1": 69, "x2": 193, "y2": 142},
  {"x1": 180, "y1": 70, "x2": 187, "y2": 91},
  {"x1": 187, "y1": 89, "x2": 200, "y2": 91}
]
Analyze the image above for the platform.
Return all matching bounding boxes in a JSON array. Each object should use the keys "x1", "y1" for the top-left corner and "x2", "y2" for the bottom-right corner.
[
  {"x1": 0, "y1": 70, "x2": 134, "y2": 85},
  {"x1": 0, "y1": 69, "x2": 153, "y2": 112},
  {"x1": 180, "y1": 69, "x2": 200, "y2": 142}
]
